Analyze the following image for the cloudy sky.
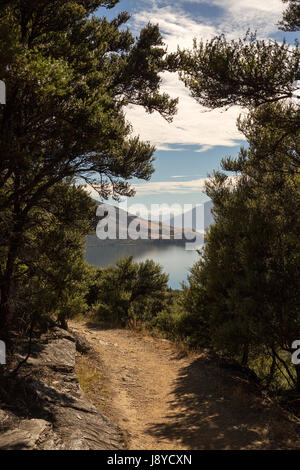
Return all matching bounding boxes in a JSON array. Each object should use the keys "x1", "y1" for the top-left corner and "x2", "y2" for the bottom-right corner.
[{"x1": 95, "y1": 0, "x2": 296, "y2": 211}]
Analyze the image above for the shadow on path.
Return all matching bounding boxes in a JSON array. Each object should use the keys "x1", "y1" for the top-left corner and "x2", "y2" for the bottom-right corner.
[{"x1": 147, "y1": 354, "x2": 296, "y2": 450}]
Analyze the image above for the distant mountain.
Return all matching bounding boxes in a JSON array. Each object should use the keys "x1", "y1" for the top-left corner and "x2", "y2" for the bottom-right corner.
[
  {"x1": 93, "y1": 203, "x2": 204, "y2": 244},
  {"x1": 170, "y1": 200, "x2": 214, "y2": 233}
]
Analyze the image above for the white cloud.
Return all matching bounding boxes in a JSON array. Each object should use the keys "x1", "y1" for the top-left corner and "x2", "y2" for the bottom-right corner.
[
  {"x1": 82, "y1": 178, "x2": 208, "y2": 199},
  {"x1": 125, "y1": 1, "x2": 285, "y2": 152},
  {"x1": 133, "y1": 5, "x2": 217, "y2": 52},
  {"x1": 157, "y1": 0, "x2": 285, "y2": 38},
  {"x1": 155, "y1": 144, "x2": 188, "y2": 151},
  {"x1": 210, "y1": 0, "x2": 284, "y2": 39},
  {"x1": 195, "y1": 145, "x2": 214, "y2": 153},
  {"x1": 126, "y1": 72, "x2": 245, "y2": 149},
  {"x1": 171, "y1": 174, "x2": 205, "y2": 178},
  {"x1": 134, "y1": 177, "x2": 210, "y2": 195},
  {"x1": 210, "y1": 0, "x2": 283, "y2": 15},
  {"x1": 133, "y1": 174, "x2": 239, "y2": 195}
]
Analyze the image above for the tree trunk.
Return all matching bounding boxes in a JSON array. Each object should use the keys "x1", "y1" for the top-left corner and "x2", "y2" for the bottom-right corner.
[
  {"x1": 0, "y1": 280, "x2": 13, "y2": 336},
  {"x1": 241, "y1": 343, "x2": 249, "y2": 366},
  {"x1": 0, "y1": 241, "x2": 19, "y2": 334},
  {"x1": 266, "y1": 349, "x2": 277, "y2": 388}
]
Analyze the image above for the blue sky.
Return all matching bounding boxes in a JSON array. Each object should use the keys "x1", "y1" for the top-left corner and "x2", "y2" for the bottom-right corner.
[{"x1": 94, "y1": 0, "x2": 298, "y2": 212}]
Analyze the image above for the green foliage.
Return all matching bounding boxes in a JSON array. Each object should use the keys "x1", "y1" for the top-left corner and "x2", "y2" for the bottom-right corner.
[
  {"x1": 170, "y1": 1, "x2": 299, "y2": 112},
  {"x1": 85, "y1": 256, "x2": 169, "y2": 326},
  {"x1": 172, "y1": 34, "x2": 299, "y2": 109},
  {"x1": 0, "y1": 0, "x2": 178, "y2": 332},
  {"x1": 170, "y1": 1, "x2": 300, "y2": 391},
  {"x1": 153, "y1": 303, "x2": 208, "y2": 348},
  {"x1": 231, "y1": 102, "x2": 300, "y2": 170},
  {"x1": 0, "y1": 182, "x2": 97, "y2": 329},
  {"x1": 0, "y1": 1, "x2": 177, "y2": 200},
  {"x1": 280, "y1": 0, "x2": 300, "y2": 31},
  {"x1": 183, "y1": 108, "x2": 300, "y2": 386}
]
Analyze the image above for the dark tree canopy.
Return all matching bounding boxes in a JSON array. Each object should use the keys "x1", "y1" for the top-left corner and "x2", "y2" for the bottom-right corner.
[
  {"x1": 170, "y1": 35, "x2": 299, "y2": 110},
  {"x1": 0, "y1": 1, "x2": 178, "y2": 202},
  {"x1": 280, "y1": 0, "x2": 300, "y2": 31},
  {"x1": 178, "y1": 0, "x2": 300, "y2": 391},
  {"x1": 183, "y1": 108, "x2": 300, "y2": 387},
  {"x1": 169, "y1": 0, "x2": 300, "y2": 112},
  {"x1": 0, "y1": 0, "x2": 178, "y2": 332},
  {"x1": 85, "y1": 256, "x2": 169, "y2": 326}
]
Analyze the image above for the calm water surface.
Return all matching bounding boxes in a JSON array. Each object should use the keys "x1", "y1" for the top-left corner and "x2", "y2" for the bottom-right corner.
[{"x1": 85, "y1": 242, "x2": 202, "y2": 289}]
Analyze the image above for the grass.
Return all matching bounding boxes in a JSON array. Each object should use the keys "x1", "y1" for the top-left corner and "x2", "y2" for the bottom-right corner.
[
  {"x1": 249, "y1": 350, "x2": 295, "y2": 392},
  {"x1": 75, "y1": 353, "x2": 110, "y2": 413},
  {"x1": 73, "y1": 313, "x2": 297, "y2": 395}
]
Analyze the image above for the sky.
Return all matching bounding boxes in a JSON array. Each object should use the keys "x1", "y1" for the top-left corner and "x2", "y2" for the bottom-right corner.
[{"x1": 94, "y1": 0, "x2": 298, "y2": 213}]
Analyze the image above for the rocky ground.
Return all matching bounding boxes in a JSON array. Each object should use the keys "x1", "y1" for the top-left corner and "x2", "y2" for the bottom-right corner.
[
  {"x1": 1, "y1": 320, "x2": 300, "y2": 450},
  {"x1": 0, "y1": 327, "x2": 124, "y2": 450}
]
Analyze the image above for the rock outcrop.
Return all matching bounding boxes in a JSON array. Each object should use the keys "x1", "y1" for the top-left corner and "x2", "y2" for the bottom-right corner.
[{"x1": 0, "y1": 327, "x2": 124, "y2": 450}]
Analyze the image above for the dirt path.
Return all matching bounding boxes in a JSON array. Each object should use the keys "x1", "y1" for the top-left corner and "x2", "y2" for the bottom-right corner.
[{"x1": 70, "y1": 321, "x2": 300, "y2": 450}]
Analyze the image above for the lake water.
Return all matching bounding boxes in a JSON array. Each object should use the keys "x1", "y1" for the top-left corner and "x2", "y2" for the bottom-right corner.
[{"x1": 85, "y1": 241, "x2": 202, "y2": 289}]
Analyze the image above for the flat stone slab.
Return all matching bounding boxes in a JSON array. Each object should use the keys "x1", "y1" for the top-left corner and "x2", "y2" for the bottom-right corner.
[
  {"x1": 0, "y1": 419, "x2": 54, "y2": 450},
  {"x1": 0, "y1": 327, "x2": 124, "y2": 450}
]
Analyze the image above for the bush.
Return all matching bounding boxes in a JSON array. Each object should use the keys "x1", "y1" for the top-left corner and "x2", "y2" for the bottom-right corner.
[{"x1": 85, "y1": 256, "x2": 169, "y2": 326}]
